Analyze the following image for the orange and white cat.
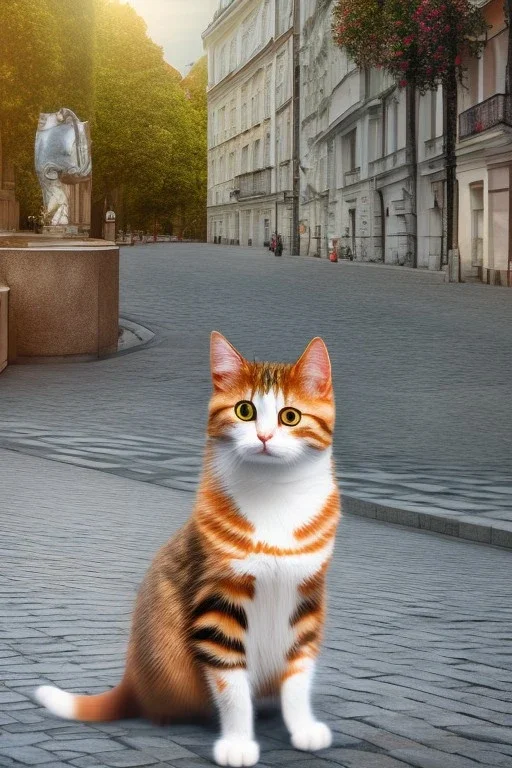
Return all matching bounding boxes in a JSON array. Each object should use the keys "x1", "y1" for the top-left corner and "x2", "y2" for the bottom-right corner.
[{"x1": 35, "y1": 332, "x2": 341, "y2": 767}]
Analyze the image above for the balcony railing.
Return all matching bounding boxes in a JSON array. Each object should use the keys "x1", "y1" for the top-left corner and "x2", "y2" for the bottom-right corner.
[
  {"x1": 344, "y1": 167, "x2": 360, "y2": 186},
  {"x1": 235, "y1": 169, "x2": 272, "y2": 199},
  {"x1": 459, "y1": 94, "x2": 512, "y2": 139},
  {"x1": 368, "y1": 147, "x2": 407, "y2": 177}
]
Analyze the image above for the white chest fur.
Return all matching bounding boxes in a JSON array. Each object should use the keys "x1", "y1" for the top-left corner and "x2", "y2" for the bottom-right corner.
[{"x1": 213, "y1": 447, "x2": 336, "y2": 690}]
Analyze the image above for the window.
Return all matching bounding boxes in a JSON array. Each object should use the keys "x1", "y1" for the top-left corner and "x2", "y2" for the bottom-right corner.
[
  {"x1": 229, "y1": 38, "x2": 237, "y2": 72},
  {"x1": 276, "y1": 52, "x2": 286, "y2": 107},
  {"x1": 264, "y1": 131, "x2": 271, "y2": 166},
  {"x1": 328, "y1": 140, "x2": 335, "y2": 190},
  {"x1": 241, "y1": 145, "x2": 249, "y2": 173},
  {"x1": 219, "y1": 154, "x2": 225, "y2": 183},
  {"x1": 430, "y1": 90, "x2": 437, "y2": 141},
  {"x1": 230, "y1": 99, "x2": 236, "y2": 135},
  {"x1": 368, "y1": 118, "x2": 380, "y2": 162},
  {"x1": 276, "y1": 0, "x2": 293, "y2": 37},
  {"x1": 262, "y1": 0, "x2": 270, "y2": 43},
  {"x1": 219, "y1": 45, "x2": 227, "y2": 80},
  {"x1": 241, "y1": 85, "x2": 248, "y2": 131},
  {"x1": 242, "y1": 11, "x2": 258, "y2": 62},
  {"x1": 228, "y1": 152, "x2": 235, "y2": 180},
  {"x1": 253, "y1": 139, "x2": 261, "y2": 169},
  {"x1": 345, "y1": 129, "x2": 357, "y2": 171},
  {"x1": 286, "y1": 114, "x2": 291, "y2": 160},
  {"x1": 251, "y1": 92, "x2": 260, "y2": 125},
  {"x1": 264, "y1": 65, "x2": 272, "y2": 118}
]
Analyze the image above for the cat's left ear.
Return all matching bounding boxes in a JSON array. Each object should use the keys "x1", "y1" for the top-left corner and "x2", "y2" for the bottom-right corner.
[
  {"x1": 210, "y1": 331, "x2": 246, "y2": 391},
  {"x1": 293, "y1": 337, "x2": 332, "y2": 397}
]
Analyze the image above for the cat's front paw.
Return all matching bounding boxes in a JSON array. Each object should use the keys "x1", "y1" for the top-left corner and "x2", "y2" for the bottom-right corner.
[
  {"x1": 213, "y1": 737, "x2": 260, "y2": 767},
  {"x1": 291, "y1": 721, "x2": 332, "y2": 752}
]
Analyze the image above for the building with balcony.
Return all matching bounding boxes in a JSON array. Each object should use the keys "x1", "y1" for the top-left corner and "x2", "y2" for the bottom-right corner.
[
  {"x1": 457, "y1": 0, "x2": 510, "y2": 285},
  {"x1": 300, "y1": 0, "x2": 434, "y2": 266},
  {"x1": 203, "y1": 0, "x2": 297, "y2": 250}
]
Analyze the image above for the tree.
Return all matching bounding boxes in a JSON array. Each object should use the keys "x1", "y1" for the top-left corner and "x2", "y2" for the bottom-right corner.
[
  {"x1": 0, "y1": 0, "x2": 63, "y2": 213},
  {"x1": 1, "y1": 0, "x2": 208, "y2": 236},
  {"x1": 91, "y1": 0, "x2": 203, "y2": 235},
  {"x1": 180, "y1": 57, "x2": 208, "y2": 239},
  {"x1": 332, "y1": 0, "x2": 488, "y2": 267}
]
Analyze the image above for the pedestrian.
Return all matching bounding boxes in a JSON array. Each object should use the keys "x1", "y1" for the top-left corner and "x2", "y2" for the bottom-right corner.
[{"x1": 275, "y1": 234, "x2": 283, "y2": 257}]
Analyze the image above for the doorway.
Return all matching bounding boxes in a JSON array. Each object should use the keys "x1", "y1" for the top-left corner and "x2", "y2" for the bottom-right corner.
[
  {"x1": 349, "y1": 208, "x2": 356, "y2": 259},
  {"x1": 470, "y1": 184, "x2": 484, "y2": 267}
]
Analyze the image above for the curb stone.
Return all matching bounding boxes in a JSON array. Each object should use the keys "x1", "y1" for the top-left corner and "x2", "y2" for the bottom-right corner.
[
  {"x1": 118, "y1": 318, "x2": 155, "y2": 353},
  {"x1": 343, "y1": 493, "x2": 512, "y2": 550}
]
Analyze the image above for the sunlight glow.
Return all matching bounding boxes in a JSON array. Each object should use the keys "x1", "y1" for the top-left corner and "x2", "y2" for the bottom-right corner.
[{"x1": 122, "y1": 0, "x2": 218, "y2": 74}]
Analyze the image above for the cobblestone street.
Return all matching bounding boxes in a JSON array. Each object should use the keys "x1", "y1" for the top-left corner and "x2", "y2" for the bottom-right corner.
[
  {"x1": 1, "y1": 245, "x2": 512, "y2": 767},
  {"x1": 1, "y1": 244, "x2": 512, "y2": 540}
]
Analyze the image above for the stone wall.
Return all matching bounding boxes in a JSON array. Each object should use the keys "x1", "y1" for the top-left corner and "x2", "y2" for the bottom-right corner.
[{"x1": 0, "y1": 286, "x2": 8, "y2": 373}]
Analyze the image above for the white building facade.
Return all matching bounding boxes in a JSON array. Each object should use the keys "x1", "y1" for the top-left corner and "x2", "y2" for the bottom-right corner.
[
  {"x1": 203, "y1": 0, "x2": 297, "y2": 250},
  {"x1": 205, "y1": 0, "x2": 511, "y2": 285},
  {"x1": 457, "y1": 0, "x2": 510, "y2": 285},
  {"x1": 299, "y1": 0, "x2": 447, "y2": 268}
]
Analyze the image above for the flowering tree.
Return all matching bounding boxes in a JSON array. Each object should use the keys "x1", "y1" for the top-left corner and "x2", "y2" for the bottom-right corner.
[
  {"x1": 332, "y1": 0, "x2": 488, "y2": 267},
  {"x1": 333, "y1": 0, "x2": 487, "y2": 90}
]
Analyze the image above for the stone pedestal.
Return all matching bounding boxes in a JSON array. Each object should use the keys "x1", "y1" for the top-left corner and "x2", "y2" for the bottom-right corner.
[
  {"x1": 0, "y1": 235, "x2": 119, "y2": 360},
  {"x1": 104, "y1": 221, "x2": 116, "y2": 242},
  {"x1": 0, "y1": 286, "x2": 8, "y2": 373}
]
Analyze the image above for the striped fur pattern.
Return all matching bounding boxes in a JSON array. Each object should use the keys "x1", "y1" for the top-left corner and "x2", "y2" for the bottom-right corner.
[{"x1": 35, "y1": 332, "x2": 341, "y2": 767}]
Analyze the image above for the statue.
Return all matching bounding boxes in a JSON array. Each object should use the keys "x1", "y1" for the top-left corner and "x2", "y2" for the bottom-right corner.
[{"x1": 35, "y1": 108, "x2": 92, "y2": 230}]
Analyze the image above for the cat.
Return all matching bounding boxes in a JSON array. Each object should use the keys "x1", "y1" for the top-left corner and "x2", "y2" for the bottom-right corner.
[{"x1": 35, "y1": 331, "x2": 341, "y2": 767}]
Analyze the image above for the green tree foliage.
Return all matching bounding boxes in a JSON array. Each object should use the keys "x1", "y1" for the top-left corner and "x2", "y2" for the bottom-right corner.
[
  {"x1": 46, "y1": 0, "x2": 95, "y2": 118},
  {"x1": 0, "y1": 0, "x2": 62, "y2": 172},
  {"x1": 179, "y1": 57, "x2": 208, "y2": 239},
  {"x1": 0, "y1": 0, "x2": 207, "y2": 238}
]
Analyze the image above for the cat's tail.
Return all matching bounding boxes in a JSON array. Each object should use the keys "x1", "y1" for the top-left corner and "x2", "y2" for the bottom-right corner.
[{"x1": 34, "y1": 680, "x2": 136, "y2": 722}]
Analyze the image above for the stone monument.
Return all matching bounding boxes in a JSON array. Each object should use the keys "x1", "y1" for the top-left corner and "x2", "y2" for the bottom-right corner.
[
  {"x1": 35, "y1": 108, "x2": 92, "y2": 236},
  {"x1": 0, "y1": 107, "x2": 119, "y2": 364}
]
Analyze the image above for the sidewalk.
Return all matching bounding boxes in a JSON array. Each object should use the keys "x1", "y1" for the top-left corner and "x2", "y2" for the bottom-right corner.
[
  {"x1": 1, "y1": 448, "x2": 512, "y2": 768},
  {"x1": 1, "y1": 423, "x2": 511, "y2": 550}
]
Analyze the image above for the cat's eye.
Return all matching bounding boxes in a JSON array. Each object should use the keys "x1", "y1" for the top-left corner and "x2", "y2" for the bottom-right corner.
[
  {"x1": 279, "y1": 407, "x2": 301, "y2": 426},
  {"x1": 235, "y1": 401, "x2": 256, "y2": 421}
]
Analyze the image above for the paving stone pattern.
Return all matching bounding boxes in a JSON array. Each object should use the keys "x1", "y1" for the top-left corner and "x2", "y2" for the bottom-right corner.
[
  {"x1": 0, "y1": 244, "x2": 511, "y2": 541},
  {"x1": 1, "y1": 449, "x2": 512, "y2": 768},
  {"x1": 0, "y1": 422, "x2": 511, "y2": 532}
]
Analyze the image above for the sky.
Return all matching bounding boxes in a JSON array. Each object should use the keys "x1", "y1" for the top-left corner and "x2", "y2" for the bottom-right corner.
[{"x1": 122, "y1": 0, "x2": 219, "y2": 76}]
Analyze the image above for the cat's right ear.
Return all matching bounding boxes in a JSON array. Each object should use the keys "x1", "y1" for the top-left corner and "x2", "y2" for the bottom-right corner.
[{"x1": 210, "y1": 331, "x2": 245, "y2": 391}]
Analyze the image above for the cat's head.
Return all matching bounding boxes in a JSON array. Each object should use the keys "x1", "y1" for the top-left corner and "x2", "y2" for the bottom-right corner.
[{"x1": 208, "y1": 332, "x2": 335, "y2": 465}]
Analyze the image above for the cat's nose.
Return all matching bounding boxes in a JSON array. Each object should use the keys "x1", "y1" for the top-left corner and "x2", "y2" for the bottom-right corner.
[{"x1": 257, "y1": 432, "x2": 274, "y2": 444}]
